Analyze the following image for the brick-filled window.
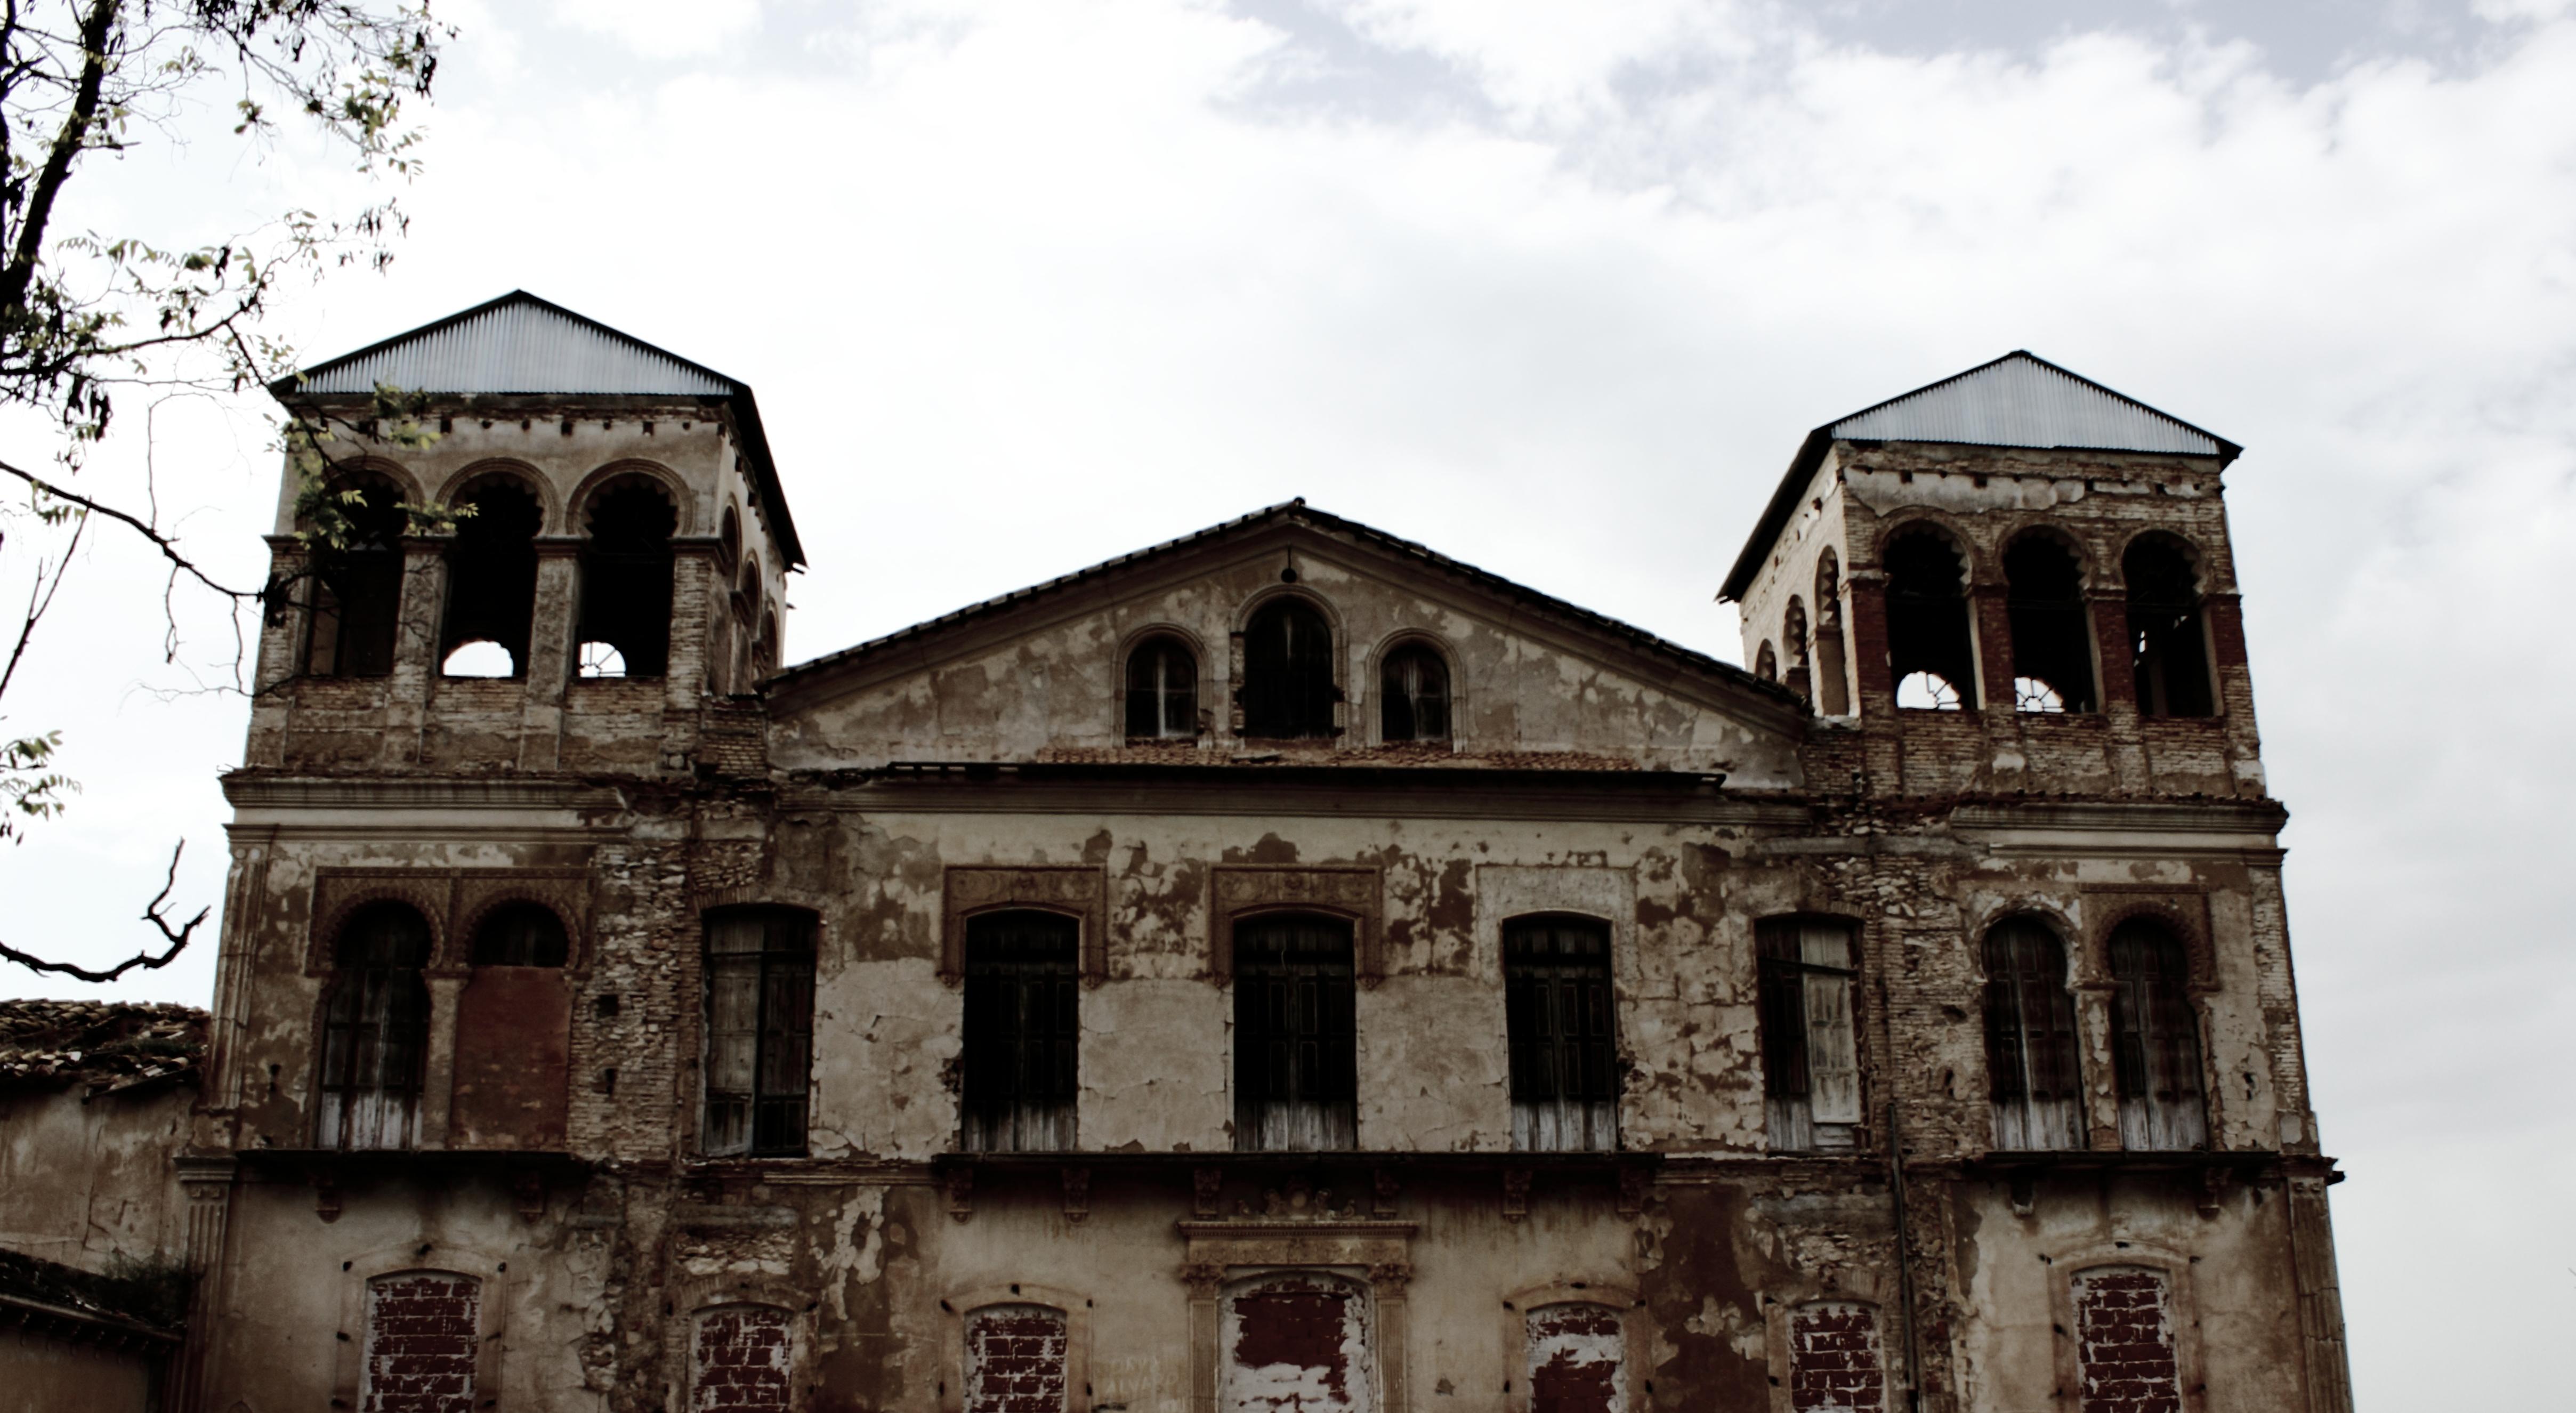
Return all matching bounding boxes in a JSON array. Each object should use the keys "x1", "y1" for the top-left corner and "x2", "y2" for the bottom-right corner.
[
  {"x1": 964, "y1": 1303, "x2": 1070, "y2": 1413},
  {"x1": 2073, "y1": 1268, "x2": 2182, "y2": 1413},
  {"x1": 304, "y1": 472, "x2": 408, "y2": 679},
  {"x1": 1526, "y1": 1302, "x2": 1626, "y2": 1413},
  {"x1": 2109, "y1": 919, "x2": 2207, "y2": 1151},
  {"x1": 1379, "y1": 642, "x2": 1451, "y2": 743},
  {"x1": 360, "y1": 1271, "x2": 480, "y2": 1413},
  {"x1": 691, "y1": 1303, "x2": 793, "y2": 1413},
  {"x1": 436, "y1": 476, "x2": 542, "y2": 679},
  {"x1": 1126, "y1": 636, "x2": 1198, "y2": 739},
  {"x1": 1885, "y1": 526, "x2": 1979, "y2": 710},
  {"x1": 317, "y1": 901, "x2": 434, "y2": 1151},
  {"x1": 1233, "y1": 913, "x2": 1358, "y2": 1151},
  {"x1": 1787, "y1": 1300, "x2": 1886, "y2": 1413},
  {"x1": 1983, "y1": 916, "x2": 2085, "y2": 1150},
  {"x1": 576, "y1": 475, "x2": 676, "y2": 680},
  {"x1": 2006, "y1": 534, "x2": 2098, "y2": 713},
  {"x1": 1757, "y1": 917, "x2": 1862, "y2": 1151},
  {"x1": 1505, "y1": 915, "x2": 1619, "y2": 1152},
  {"x1": 703, "y1": 909, "x2": 817, "y2": 1157},
  {"x1": 962, "y1": 910, "x2": 1080, "y2": 1153},
  {"x1": 2124, "y1": 535, "x2": 2212, "y2": 718},
  {"x1": 1240, "y1": 598, "x2": 1337, "y2": 738},
  {"x1": 1221, "y1": 1273, "x2": 1370, "y2": 1412}
]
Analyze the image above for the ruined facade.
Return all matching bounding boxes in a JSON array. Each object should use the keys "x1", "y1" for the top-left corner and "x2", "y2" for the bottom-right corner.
[{"x1": 171, "y1": 297, "x2": 2351, "y2": 1412}]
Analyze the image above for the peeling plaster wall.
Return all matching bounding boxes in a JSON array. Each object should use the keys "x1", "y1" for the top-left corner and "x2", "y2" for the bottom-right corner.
[{"x1": 0, "y1": 1083, "x2": 191, "y2": 1274}]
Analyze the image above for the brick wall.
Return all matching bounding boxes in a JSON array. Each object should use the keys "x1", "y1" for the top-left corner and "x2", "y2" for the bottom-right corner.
[
  {"x1": 691, "y1": 1304, "x2": 794, "y2": 1412},
  {"x1": 2074, "y1": 1269, "x2": 2181, "y2": 1413},
  {"x1": 964, "y1": 1303, "x2": 1069, "y2": 1413},
  {"x1": 1526, "y1": 1302, "x2": 1624, "y2": 1413},
  {"x1": 362, "y1": 1272, "x2": 481, "y2": 1413},
  {"x1": 1789, "y1": 1300, "x2": 1886, "y2": 1412}
]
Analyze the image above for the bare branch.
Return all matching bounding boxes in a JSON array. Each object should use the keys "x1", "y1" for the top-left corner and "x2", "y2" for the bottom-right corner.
[
  {"x1": 0, "y1": 839, "x2": 206, "y2": 983},
  {"x1": 0, "y1": 453, "x2": 257, "y2": 601}
]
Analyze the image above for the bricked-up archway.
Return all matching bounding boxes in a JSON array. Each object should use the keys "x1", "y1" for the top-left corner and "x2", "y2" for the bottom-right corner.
[
  {"x1": 1786, "y1": 1301, "x2": 1887, "y2": 1413},
  {"x1": 1221, "y1": 1271, "x2": 1375, "y2": 1413},
  {"x1": 690, "y1": 1303, "x2": 795, "y2": 1413},
  {"x1": 1525, "y1": 1302, "x2": 1627, "y2": 1413},
  {"x1": 964, "y1": 1303, "x2": 1071, "y2": 1413},
  {"x1": 2071, "y1": 1269, "x2": 2181, "y2": 1413},
  {"x1": 359, "y1": 1271, "x2": 481, "y2": 1413}
]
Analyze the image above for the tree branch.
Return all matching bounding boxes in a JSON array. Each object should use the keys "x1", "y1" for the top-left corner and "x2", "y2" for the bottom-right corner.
[
  {"x1": 0, "y1": 839, "x2": 205, "y2": 983},
  {"x1": 0, "y1": 453, "x2": 257, "y2": 601}
]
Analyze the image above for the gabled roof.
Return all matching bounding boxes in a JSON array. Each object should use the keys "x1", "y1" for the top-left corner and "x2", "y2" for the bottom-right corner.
[
  {"x1": 270, "y1": 291, "x2": 804, "y2": 566},
  {"x1": 1719, "y1": 352, "x2": 2239, "y2": 602},
  {"x1": 770, "y1": 499, "x2": 1798, "y2": 712}
]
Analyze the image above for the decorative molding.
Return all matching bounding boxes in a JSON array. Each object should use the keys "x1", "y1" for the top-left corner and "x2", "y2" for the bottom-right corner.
[
  {"x1": 940, "y1": 866, "x2": 1109, "y2": 985},
  {"x1": 309, "y1": 866, "x2": 595, "y2": 973},
  {"x1": 1209, "y1": 865, "x2": 1382, "y2": 984}
]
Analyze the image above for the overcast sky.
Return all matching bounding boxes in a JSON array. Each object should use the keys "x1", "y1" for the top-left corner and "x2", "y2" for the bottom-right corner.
[{"x1": 3, "y1": 1, "x2": 2570, "y2": 1402}]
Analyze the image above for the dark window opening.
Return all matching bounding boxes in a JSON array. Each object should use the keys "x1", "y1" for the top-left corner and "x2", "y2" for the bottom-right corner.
[
  {"x1": 2005, "y1": 536, "x2": 2096, "y2": 713},
  {"x1": 704, "y1": 909, "x2": 817, "y2": 1157},
  {"x1": 1379, "y1": 643, "x2": 1451, "y2": 744},
  {"x1": 1885, "y1": 529, "x2": 1979, "y2": 710},
  {"x1": 317, "y1": 901, "x2": 432, "y2": 1150},
  {"x1": 1126, "y1": 636, "x2": 1199, "y2": 739},
  {"x1": 1233, "y1": 913, "x2": 1357, "y2": 1151},
  {"x1": 1757, "y1": 917, "x2": 1861, "y2": 1152},
  {"x1": 1505, "y1": 915, "x2": 1618, "y2": 1152},
  {"x1": 2124, "y1": 536, "x2": 2212, "y2": 717},
  {"x1": 437, "y1": 478, "x2": 542, "y2": 678},
  {"x1": 961, "y1": 910, "x2": 1080, "y2": 1152},
  {"x1": 304, "y1": 475, "x2": 409, "y2": 679},
  {"x1": 1240, "y1": 599, "x2": 1337, "y2": 738},
  {"x1": 577, "y1": 478, "x2": 677, "y2": 680},
  {"x1": 2110, "y1": 918, "x2": 2206, "y2": 1151},
  {"x1": 1782, "y1": 598, "x2": 1812, "y2": 704},
  {"x1": 1983, "y1": 917, "x2": 2084, "y2": 1150},
  {"x1": 470, "y1": 902, "x2": 570, "y2": 967},
  {"x1": 1754, "y1": 641, "x2": 1778, "y2": 682},
  {"x1": 1813, "y1": 549, "x2": 1851, "y2": 715},
  {"x1": 729, "y1": 556, "x2": 762, "y2": 690}
]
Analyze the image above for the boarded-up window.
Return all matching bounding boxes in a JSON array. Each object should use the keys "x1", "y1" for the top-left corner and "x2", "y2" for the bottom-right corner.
[
  {"x1": 305, "y1": 474, "x2": 408, "y2": 679},
  {"x1": 1757, "y1": 918, "x2": 1861, "y2": 1151},
  {"x1": 1886, "y1": 528, "x2": 1979, "y2": 710},
  {"x1": 1379, "y1": 644, "x2": 1450, "y2": 742},
  {"x1": 703, "y1": 910, "x2": 817, "y2": 1157},
  {"x1": 1241, "y1": 599, "x2": 1336, "y2": 739},
  {"x1": 2073, "y1": 1269, "x2": 2181, "y2": 1413},
  {"x1": 2124, "y1": 535, "x2": 2212, "y2": 718},
  {"x1": 1787, "y1": 1301, "x2": 1885, "y2": 1412},
  {"x1": 1527, "y1": 1302, "x2": 1624, "y2": 1413},
  {"x1": 437, "y1": 477, "x2": 542, "y2": 679},
  {"x1": 964, "y1": 1303, "x2": 1069, "y2": 1413},
  {"x1": 1983, "y1": 917, "x2": 2085, "y2": 1151},
  {"x1": 1127, "y1": 636, "x2": 1199, "y2": 738},
  {"x1": 1223, "y1": 1273, "x2": 1372, "y2": 1413},
  {"x1": 691, "y1": 1304, "x2": 793, "y2": 1413},
  {"x1": 451, "y1": 902, "x2": 573, "y2": 1151},
  {"x1": 318, "y1": 902, "x2": 433, "y2": 1150},
  {"x1": 962, "y1": 911, "x2": 1079, "y2": 1153},
  {"x1": 2109, "y1": 920, "x2": 2206, "y2": 1151},
  {"x1": 577, "y1": 477, "x2": 677, "y2": 680},
  {"x1": 360, "y1": 1271, "x2": 479, "y2": 1413},
  {"x1": 2006, "y1": 535, "x2": 2097, "y2": 713},
  {"x1": 1505, "y1": 916, "x2": 1618, "y2": 1152},
  {"x1": 1233, "y1": 914, "x2": 1358, "y2": 1151}
]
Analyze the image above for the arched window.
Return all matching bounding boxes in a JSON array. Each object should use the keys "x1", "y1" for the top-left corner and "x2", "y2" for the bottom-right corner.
[
  {"x1": 1379, "y1": 642, "x2": 1451, "y2": 743},
  {"x1": 2005, "y1": 534, "x2": 2096, "y2": 713},
  {"x1": 1125, "y1": 636, "x2": 1198, "y2": 739},
  {"x1": 1885, "y1": 527, "x2": 1978, "y2": 709},
  {"x1": 690, "y1": 1304, "x2": 793, "y2": 1411},
  {"x1": 1233, "y1": 913, "x2": 1356, "y2": 1151},
  {"x1": 757, "y1": 605, "x2": 780, "y2": 679},
  {"x1": 454, "y1": 902, "x2": 572, "y2": 1151},
  {"x1": 2124, "y1": 535, "x2": 2212, "y2": 717},
  {"x1": 1525, "y1": 1302, "x2": 1628, "y2": 1413},
  {"x1": 1240, "y1": 598, "x2": 1336, "y2": 739},
  {"x1": 964, "y1": 1304, "x2": 1070, "y2": 1413},
  {"x1": 702, "y1": 909, "x2": 817, "y2": 1157},
  {"x1": 1754, "y1": 641, "x2": 1778, "y2": 682},
  {"x1": 1813, "y1": 548, "x2": 1851, "y2": 716},
  {"x1": 961, "y1": 910, "x2": 1079, "y2": 1153},
  {"x1": 438, "y1": 477, "x2": 542, "y2": 679},
  {"x1": 316, "y1": 901, "x2": 432, "y2": 1150},
  {"x1": 577, "y1": 477, "x2": 676, "y2": 680},
  {"x1": 718, "y1": 504, "x2": 742, "y2": 570},
  {"x1": 1505, "y1": 915, "x2": 1618, "y2": 1152},
  {"x1": 303, "y1": 473, "x2": 408, "y2": 679},
  {"x1": 1782, "y1": 597, "x2": 1812, "y2": 704},
  {"x1": 2109, "y1": 918, "x2": 2207, "y2": 1150},
  {"x1": 1756, "y1": 917, "x2": 1861, "y2": 1152},
  {"x1": 1983, "y1": 917, "x2": 2084, "y2": 1150}
]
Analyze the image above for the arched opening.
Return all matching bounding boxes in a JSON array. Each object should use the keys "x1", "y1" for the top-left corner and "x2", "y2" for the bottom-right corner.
[
  {"x1": 1504, "y1": 914, "x2": 1618, "y2": 1152},
  {"x1": 303, "y1": 472, "x2": 409, "y2": 679},
  {"x1": 729, "y1": 554, "x2": 762, "y2": 690},
  {"x1": 438, "y1": 476, "x2": 542, "y2": 679},
  {"x1": 1782, "y1": 597, "x2": 1812, "y2": 704},
  {"x1": 960, "y1": 909, "x2": 1080, "y2": 1152},
  {"x1": 1983, "y1": 916, "x2": 2084, "y2": 1150},
  {"x1": 1379, "y1": 642, "x2": 1451, "y2": 744},
  {"x1": 2123, "y1": 535, "x2": 2213, "y2": 717},
  {"x1": 1126, "y1": 635, "x2": 1198, "y2": 739},
  {"x1": 1813, "y1": 548, "x2": 1851, "y2": 715},
  {"x1": 1221, "y1": 1272, "x2": 1374, "y2": 1413},
  {"x1": 1754, "y1": 641, "x2": 1778, "y2": 682},
  {"x1": 2108, "y1": 917, "x2": 2207, "y2": 1150},
  {"x1": 690, "y1": 1304, "x2": 793, "y2": 1410},
  {"x1": 577, "y1": 477, "x2": 676, "y2": 680},
  {"x1": 364, "y1": 1274, "x2": 483, "y2": 1409},
  {"x1": 2005, "y1": 534, "x2": 2096, "y2": 713},
  {"x1": 316, "y1": 901, "x2": 432, "y2": 1150},
  {"x1": 1240, "y1": 598, "x2": 1336, "y2": 739},
  {"x1": 718, "y1": 504, "x2": 742, "y2": 570},
  {"x1": 1788, "y1": 1302, "x2": 1886, "y2": 1412},
  {"x1": 1885, "y1": 527, "x2": 1978, "y2": 710},
  {"x1": 1233, "y1": 912, "x2": 1356, "y2": 1151},
  {"x1": 756, "y1": 604, "x2": 780, "y2": 680},
  {"x1": 964, "y1": 1304, "x2": 1069, "y2": 1413}
]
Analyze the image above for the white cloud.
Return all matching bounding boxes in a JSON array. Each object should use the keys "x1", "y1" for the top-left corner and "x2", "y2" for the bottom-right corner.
[{"x1": 551, "y1": 0, "x2": 762, "y2": 59}]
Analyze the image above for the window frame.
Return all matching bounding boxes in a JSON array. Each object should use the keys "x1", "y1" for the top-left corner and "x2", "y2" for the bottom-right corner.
[
  {"x1": 314, "y1": 901, "x2": 435, "y2": 1152},
  {"x1": 1236, "y1": 593, "x2": 1341, "y2": 740},
  {"x1": 1231, "y1": 910, "x2": 1360, "y2": 1152},
  {"x1": 1982, "y1": 914, "x2": 2087, "y2": 1151},
  {"x1": 959, "y1": 908, "x2": 1082, "y2": 1153},
  {"x1": 1503, "y1": 913, "x2": 1620, "y2": 1153},
  {"x1": 701, "y1": 907, "x2": 819, "y2": 1158},
  {"x1": 1754, "y1": 916, "x2": 1864, "y2": 1152},
  {"x1": 1123, "y1": 632, "x2": 1202, "y2": 740},
  {"x1": 2106, "y1": 917, "x2": 2209, "y2": 1152},
  {"x1": 1376, "y1": 637, "x2": 1453, "y2": 745}
]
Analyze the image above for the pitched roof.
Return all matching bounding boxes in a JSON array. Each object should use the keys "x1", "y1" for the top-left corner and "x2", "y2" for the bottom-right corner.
[
  {"x1": 270, "y1": 291, "x2": 804, "y2": 566},
  {"x1": 1718, "y1": 352, "x2": 2239, "y2": 602},
  {"x1": 769, "y1": 499, "x2": 1797, "y2": 710},
  {"x1": 0, "y1": 999, "x2": 206, "y2": 1092}
]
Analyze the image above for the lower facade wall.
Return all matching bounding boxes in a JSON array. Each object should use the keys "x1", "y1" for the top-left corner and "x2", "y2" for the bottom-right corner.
[{"x1": 0, "y1": 1325, "x2": 162, "y2": 1413}]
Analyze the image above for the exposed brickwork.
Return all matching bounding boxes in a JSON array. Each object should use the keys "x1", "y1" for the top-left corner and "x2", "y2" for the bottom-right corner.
[
  {"x1": 964, "y1": 1303, "x2": 1069, "y2": 1413},
  {"x1": 2074, "y1": 1269, "x2": 2181, "y2": 1413},
  {"x1": 1527, "y1": 1302, "x2": 1624, "y2": 1413},
  {"x1": 361, "y1": 1272, "x2": 480, "y2": 1413},
  {"x1": 1789, "y1": 1300, "x2": 1885, "y2": 1413},
  {"x1": 691, "y1": 1303, "x2": 793, "y2": 1412}
]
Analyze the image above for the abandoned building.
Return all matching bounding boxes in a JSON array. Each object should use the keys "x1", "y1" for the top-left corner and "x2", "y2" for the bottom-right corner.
[{"x1": 141, "y1": 292, "x2": 2352, "y2": 1411}]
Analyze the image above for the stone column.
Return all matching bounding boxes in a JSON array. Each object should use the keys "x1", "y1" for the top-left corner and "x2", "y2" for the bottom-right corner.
[
  {"x1": 1183, "y1": 1262, "x2": 1224, "y2": 1413},
  {"x1": 1971, "y1": 580, "x2": 2016, "y2": 714},
  {"x1": 1370, "y1": 1263, "x2": 1412, "y2": 1413},
  {"x1": 2088, "y1": 590, "x2": 2147, "y2": 793},
  {"x1": 170, "y1": 1155, "x2": 237, "y2": 1413},
  {"x1": 382, "y1": 535, "x2": 449, "y2": 768}
]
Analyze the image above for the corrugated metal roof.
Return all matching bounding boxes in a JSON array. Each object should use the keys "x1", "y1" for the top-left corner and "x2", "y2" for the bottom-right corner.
[
  {"x1": 1827, "y1": 351, "x2": 2222, "y2": 456},
  {"x1": 293, "y1": 290, "x2": 736, "y2": 396}
]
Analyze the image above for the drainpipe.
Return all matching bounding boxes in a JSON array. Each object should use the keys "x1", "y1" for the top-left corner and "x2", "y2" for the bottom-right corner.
[{"x1": 1888, "y1": 1099, "x2": 1925, "y2": 1412}]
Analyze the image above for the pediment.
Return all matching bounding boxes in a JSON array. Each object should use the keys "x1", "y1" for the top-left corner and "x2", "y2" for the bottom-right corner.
[{"x1": 766, "y1": 502, "x2": 1805, "y2": 785}]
